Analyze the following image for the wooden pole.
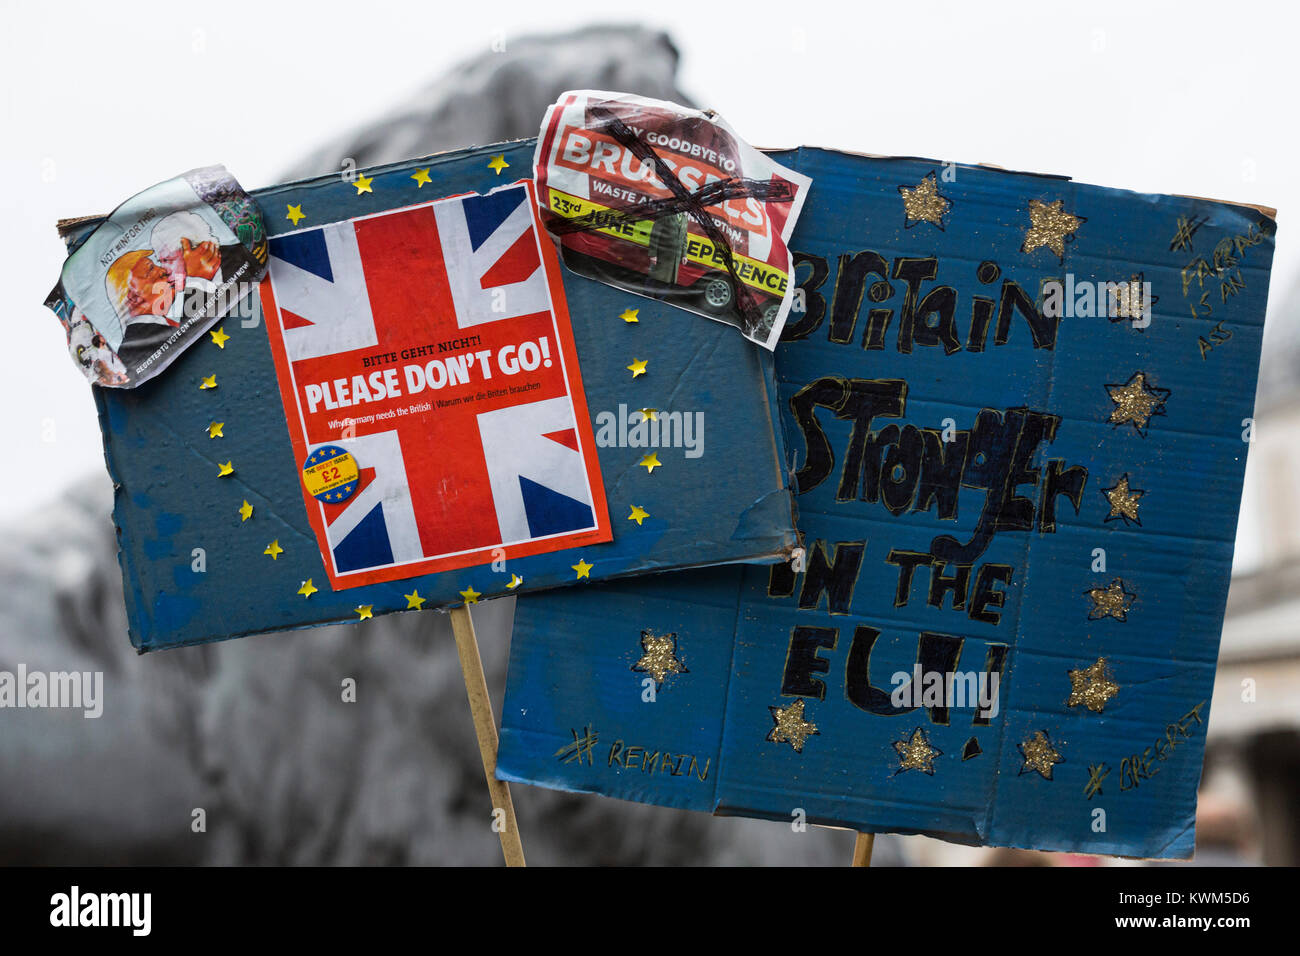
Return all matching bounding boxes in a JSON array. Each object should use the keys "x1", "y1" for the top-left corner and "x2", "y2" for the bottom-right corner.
[
  {"x1": 448, "y1": 604, "x2": 525, "y2": 867},
  {"x1": 852, "y1": 831, "x2": 875, "y2": 867}
]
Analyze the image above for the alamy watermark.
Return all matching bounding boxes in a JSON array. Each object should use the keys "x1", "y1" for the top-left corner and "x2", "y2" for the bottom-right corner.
[
  {"x1": 890, "y1": 666, "x2": 1000, "y2": 719},
  {"x1": 594, "y1": 404, "x2": 704, "y2": 458},
  {"x1": 1042, "y1": 274, "x2": 1153, "y2": 328},
  {"x1": 0, "y1": 665, "x2": 103, "y2": 718}
]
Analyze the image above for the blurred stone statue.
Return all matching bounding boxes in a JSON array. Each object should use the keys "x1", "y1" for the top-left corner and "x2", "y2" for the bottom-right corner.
[{"x1": 0, "y1": 25, "x2": 886, "y2": 866}]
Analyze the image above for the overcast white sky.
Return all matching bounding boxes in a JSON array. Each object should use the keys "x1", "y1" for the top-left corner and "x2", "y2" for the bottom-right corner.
[{"x1": 1, "y1": 0, "x2": 1296, "y2": 524}]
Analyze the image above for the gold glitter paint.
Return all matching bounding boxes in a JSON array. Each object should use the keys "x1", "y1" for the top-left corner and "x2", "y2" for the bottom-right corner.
[
  {"x1": 767, "y1": 698, "x2": 818, "y2": 753},
  {"x1": 1086, "y1": 578, "x2": 1135, "y2": 621},
  {"x1": 1106, "y1": 372, "x2": 1167, "y2": 431},
  {"x1": 1103, "y1": 474, "x2": 1144, "y2": 524},
  {"x1": 633, "y1": 631, "x2": 685, "y2": 684},
  {"x1": 1110, "y1": 274, "x2": 1150, "y2": 321},
  {"x1": 893, "y1": 727, "x2": 942, "y2": 775},
  {"x1": 1067, "y1": 658, "x2": 1120, "y2": 713},
  {"x1": 899, "y1": 172, "x2": 951, "y2": 227},
  {"x1": 1021, "y1": 199, "x2": 1082, "y2": 258},
  {"x1": 1018, "y1": 730, "x2": 1063, "y2": 779}
]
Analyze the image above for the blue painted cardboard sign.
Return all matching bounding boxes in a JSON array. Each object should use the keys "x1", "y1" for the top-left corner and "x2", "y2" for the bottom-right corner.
[
  {"x1": 66, "y1": 142, "x2": 796, "y2": 651},
  {"x1": 498, "y1": 147, "x2": 1277, "y2": 858}
]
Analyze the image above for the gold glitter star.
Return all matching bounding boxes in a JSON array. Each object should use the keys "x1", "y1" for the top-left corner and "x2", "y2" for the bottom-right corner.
[
  {"x1": 1086, "y1": 577, "x2": 1135, "y2": 621},
  {"x1": 285, "y1": 204, "x2": 306, "y2": 226},
  {"x1": 264, "y1": 540, "x2": 283, "y2": 560},
  {"x1": 571, "y1": 558, "x2": 593, "y2": 579},
  {"x1": 1067, "y1": 658, "x2": 1120, "y2": 713},
  {"x1": 1021, "y1": 199, "x2": 1083, "y2": 260},
  {"x1": 298, "y1": 579, "x2": 318, "y2": 599},
  {"x1": 217, "y1": 461, "x2": 234, "y2": 477},
  {"x1": 411, "y1": 167, "x2": 431, "y2": 188},
  {"x1": 632, "y1": 630, "x2": 686, "y2": 685},
  {"x1": 356, "y1": 604, "x2": 373, "y2": 620},
  {"x1": 638, "y1": 452, "x2": 661, "y2": 474},
  {"x1": 1106, "y1": 372, "x2": 1169, "y2": 435},
  {"x1": 238, "y1": 500, "x2": 253, "y2": 522},
  {"x1": 487, "y1": 154, "x2": 510, "y2": 175},
  {"x1": 353, "y1": 173, "x2": 373, "y2": 195},
  {"x1": 506, "y1": 573, "x2": 523, "y2": 590},
  {"x1": 1018, "y1": 730, "x2": 1063, "y2": 779},
  {"x1": 405, "y1": 590, "x2": 425, "y2": 610},
  {"x1": 199, "y1": 375, "x2": 217, "y2": 390},
  {"x1": 893, "y1": 727, "x2": 942, "y2": 775},
  {"x1": 898, "y1": 172, "x2": 951, "y2": 229},
  {"x1": 620, "y1": 307, "x2": 640, "y2": 323},
  {"x1": 210, "y1": 326, "x2": 230, "y2": 349},
  {"x1": 628, "y1": 504, "x2": 649, "y2": 525},
  {"x1": 1108, "y1": 272, "x2": 1157, "y2": 325},
  {"x1": 626, "y1": 358, "x2": 647, "y2": 378},
  {"x1": 637, "y1": 408, "x2": 658, "y2": 422},
  {"x1": 460, "y1": 586, "x2": 481, "y2": 605},
  {"x1": 767, "y1": 698, "x2": 818, "y2": 753},
  {"x1": 207, "y1": 421, "x2": 224, "y2": 438},
  {"x1": 1102, "y1": 474, "x2": 1144, "y2": 525}
]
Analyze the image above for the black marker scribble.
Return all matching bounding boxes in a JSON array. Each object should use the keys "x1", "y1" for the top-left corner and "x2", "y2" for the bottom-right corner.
[{"x1": 549, "y1": 104, "x2": 796, "y2": 337}]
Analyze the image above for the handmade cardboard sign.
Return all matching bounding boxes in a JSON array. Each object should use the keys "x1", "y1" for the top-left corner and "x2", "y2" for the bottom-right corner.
[
  {"x1": 65, "y1": 142, "x2": 797, "y2": 651},
  {"x1": 497, "y1": 147, "x2": 1277, "y2": 858}
]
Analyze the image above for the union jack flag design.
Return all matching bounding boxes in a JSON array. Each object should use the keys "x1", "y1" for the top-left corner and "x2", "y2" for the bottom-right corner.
[{"x1": 260, "y1": 181, "x2": 611, "y2": 590}]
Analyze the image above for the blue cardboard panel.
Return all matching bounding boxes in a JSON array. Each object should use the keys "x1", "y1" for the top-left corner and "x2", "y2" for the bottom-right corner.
[
  {"x1": 81, "y1": 141, "x2": 796, "y2": 650},
  {"x1": 498, "y1": 147, "x2": 1276, "y2": 857}
]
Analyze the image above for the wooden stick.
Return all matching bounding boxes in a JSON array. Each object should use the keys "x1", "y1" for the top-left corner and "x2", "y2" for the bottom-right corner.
[
  {"x1": 852, "y1": 831, "x2": 875, "y2": 867},
  {"x1": 448, "y1": 604, "x2": 526, "y2": 867}
]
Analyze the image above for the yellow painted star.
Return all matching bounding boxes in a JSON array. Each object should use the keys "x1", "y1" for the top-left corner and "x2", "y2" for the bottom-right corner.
[
  {"x1": 217, "y1": 461, "x2": 234, "y2": 477},
  {"x1": 353, "y1": 173, "x2": 373, "y2": 195},
  {"x1": 571, "y1": 558, "x2": 593, "y2": 579},
  {"x1": 893, "y1": 727, "x2": 942, "y2": 774},
  {"x1": 898, "y1": 172, "x2": 951, "y2": 229},
  {"x1": 298, "y1": 579, "x2": 318, "y2": 599},
  {"x1": 238, "y1": 500, "x2": 253, "y2": 522},
  {"x1": 506, "y1": 573, "x2": 524, "y2": 590},
  {"x1": 286, "y1": 204, "x2": 306, "y2": 226},
  {"x1": 405, "y1": 590, "x2": 425, "y2": 610},
  {"x1": 1021, "y1": 198, "x2": 1083, "y2": 259},
  {"x1": 628, "y1": 504, "x2": 649, "y2": 525},
  {"x1": 487, "y1": 154, "x2": 510, "y2": 175},
  {"x1": 411, "y1": 167, "x2": 431, "y2": 188},
  {"x1": 1086, "y1": 578, "x2": 1135, "y2": 621},
  {"x1": 633, "y1": 630, "x2": 686, "y2": 685},
  {"x1": 460, "y1": 586, "x2": 481, "y2": 605},
  {"x1": 1102, "y1": 474, "x2": 1144, "y2": 525},
  {"x1": 210, "y1": 326, "x2": 230, "y2": 349},
  {"x1": 637, "y1": 408, "x2": 658, "y2": 422},
  {"x1": 1067, "y1": 658, "x2": 1120, "y2": 713},
  {"x1": 207, "y1": 421, "x2": 224, "y2": 438},
  {"x1": 638, "y1": 452, "x2": 661, "y2": 474},
  {"x1": 355, "y1": 604, "x2": 373, "y2": 620},
  {"x1": 1106, "y1": 372, "x2": 1169, "y2": 435},
  {"x1": 767, "y1": 698, "x2": 819, "y2": 752},
  {"x1": 264, "y1": 540, "x2": 283, "y2": 560},
  {"x1": 619, "y1": 307, "x2": 640, "y2": 323},
  {"x1": 1018, "y1": 730, "x2": 1063, "y2": 779},
  {"x1": 626, "y1": 358, "x2": 647, "y2": 378},
  {"x1": 199, "y1": 375, "x2": 217, "y2": 390}
]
